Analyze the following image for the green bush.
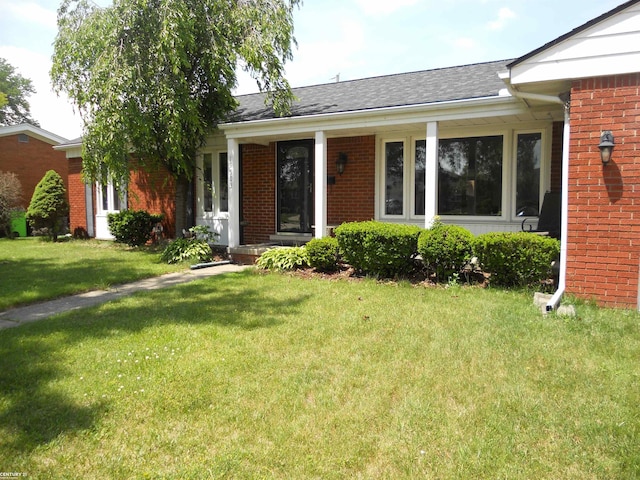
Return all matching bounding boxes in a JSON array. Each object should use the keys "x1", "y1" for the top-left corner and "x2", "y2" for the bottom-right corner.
[
  {"x1": 474, "y1": 232, "x2": 560, "y2": 287},
  {"x1": 107, "y1": 210, "x2": 163, "y2": 247},
  {"x1": 256, "y1": 246, "x2": 309, "y2": 271},
  {"x1": 160, "y1": 237, "x2": 212, "y2": 264},
  {"x1": 334, "y1": 221, "x2": 422, "y2": 278},
  {"x1": 418, "y1": 224, "x2": 474, "y2": 282},
  {"x1": 26, "y1": 170, "x2": 69, "y2": 242},
  {"x1": 305, "y1": 237, "x2": 340, "y2": 272}
]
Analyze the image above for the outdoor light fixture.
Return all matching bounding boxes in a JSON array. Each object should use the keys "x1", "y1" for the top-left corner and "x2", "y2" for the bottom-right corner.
[
  {"x1": 598, "y1": 131, "x2": 615, "y2": 165},
  {"x1": 336, "y1": 152, "x2": 348, "y2": 175}
]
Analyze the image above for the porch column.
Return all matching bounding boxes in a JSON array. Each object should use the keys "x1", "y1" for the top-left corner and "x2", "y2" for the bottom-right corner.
[
  {"x1": 424, "y1": 121, "x2": 439, "y2": 228},
  {"x1": 314, "y1": 131, "x2": 328, "y2": 239},
  {"x1": 227, "y1": 137, "x2": 241, "y2": 248}
]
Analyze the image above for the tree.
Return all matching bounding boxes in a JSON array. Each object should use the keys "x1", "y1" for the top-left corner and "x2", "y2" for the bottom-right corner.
[
  {"x1": 0, "y1": 171, "x2": 23, "y2": 238},
  {"x1": 51, "y1": 0, "x2": 300, "y2": 235},
  {"x1": 0, "y1": 58, "x2": 39, "y2": 126},
  {"x1": 26, "y1": 170, "x2": 69, "y2": 242}
]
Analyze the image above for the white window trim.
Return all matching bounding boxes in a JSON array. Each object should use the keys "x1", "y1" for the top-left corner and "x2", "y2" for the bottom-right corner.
[
  {"x1": 511, "y1": 127, "x2": 551, "y2": 222},
  {"x1": 197, "y1": 150, "x2": 229, "y2": 220},
  {"x1": 376, "y1": 124, "x2": 552, "y2": 224},
  {"x1": 96, "y1": 181, "x2": 126, "y2": 214}
]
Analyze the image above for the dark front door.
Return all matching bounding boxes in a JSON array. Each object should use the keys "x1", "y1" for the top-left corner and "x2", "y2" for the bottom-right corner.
[{"x1": 277, "y1": 140, "x2": 314, "y2": 233}]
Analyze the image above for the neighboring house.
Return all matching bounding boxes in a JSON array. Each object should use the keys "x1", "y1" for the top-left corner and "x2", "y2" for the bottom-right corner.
[
  {"x1": 58, "y1": 0, "x2": 640, "y2": 309},
  {"x1": 0, "y1": 123, "x2": 69, "y2": 210}
]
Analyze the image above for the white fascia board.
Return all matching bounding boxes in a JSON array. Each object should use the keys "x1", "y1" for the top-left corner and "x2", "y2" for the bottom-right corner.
[
  {"x1": 0, "y1": 123, "x2": 69, "y2": 145},
  {"x1": 511, "y1": 51, "x2": 640, "y2": 84},
  {"x1": 220, "y1": 95, "x2": 522, "y2": 140}
]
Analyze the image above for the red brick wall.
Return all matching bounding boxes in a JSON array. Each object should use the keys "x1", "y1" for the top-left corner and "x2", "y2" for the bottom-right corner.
[
  {"x1": 0, "y1": 134, "x2": 68, "y2": 208},
  {"x1": 67, "y1": 157, "x2": 89, "y2": 236},
  {"x1": 241, "y1": 143, "x2": 277, "y2": 244},
  {"x1": 128, "y1": 162, "x2": 176, "y2": 238},
  {"x1": 327, "y1": 136, "x2": 376, "y2": 225},
  {"x1": 566, "y1": 74, "x2": 640, "y2": 308},
  {"x1": 66, "y1": 157, "x2": 177, "y2": 239}
]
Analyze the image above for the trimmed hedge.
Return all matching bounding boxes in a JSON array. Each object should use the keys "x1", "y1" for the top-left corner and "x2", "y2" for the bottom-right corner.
[
  {"x1": 474, "y1": 232, "x2": 560, "y2": 287},
  {"x1": 334, "y1": 221, "x2": 422, "y2": 278},
  {"x1": 418, "y1": 224, "x2": 474, "y2": 282},
  {"x1": 305, "y1": 236, "x2": 340, "y2": 272},
  {"x1": 107, "y1": 209, "x2": 163, "y2": 247}
]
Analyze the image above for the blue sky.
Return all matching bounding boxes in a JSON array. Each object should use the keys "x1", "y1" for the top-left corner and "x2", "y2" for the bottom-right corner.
[{"x1": 0, "y1": 0, "x2": 624, "y2": 139}]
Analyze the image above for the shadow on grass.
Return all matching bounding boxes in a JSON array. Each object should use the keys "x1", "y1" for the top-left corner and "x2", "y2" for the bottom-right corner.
[{"x1": 0, "y1": 270, "x2": 308, "y2": 454}]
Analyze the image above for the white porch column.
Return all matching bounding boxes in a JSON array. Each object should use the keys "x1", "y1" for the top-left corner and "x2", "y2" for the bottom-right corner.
[
  {"x1": 424, "y1": 121, "x2": 439, "y2": 228},
  {"x1": 314, "y1": 131, "x2": 328, "y2": 239},
  {"x1": 227, "y1": 138, "x2": 241, "y2": 248}
]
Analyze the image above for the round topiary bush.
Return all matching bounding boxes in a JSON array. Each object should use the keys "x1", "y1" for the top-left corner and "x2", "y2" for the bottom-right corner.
[
  {"x1": 305, "y1": 236, "x2": 340, "y2": 272},
  {"x1": 418, "y1": 224, "x2": 474, "y2": 282}
]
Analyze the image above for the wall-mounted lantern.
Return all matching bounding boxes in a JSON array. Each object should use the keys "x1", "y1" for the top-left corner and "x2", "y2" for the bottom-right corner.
[
  {"x1": 598, "y1": 131, "x2": 615, "y2": 165},
  {"x1": 336, "y1": 152, "x2": 348, "y2": 175}
]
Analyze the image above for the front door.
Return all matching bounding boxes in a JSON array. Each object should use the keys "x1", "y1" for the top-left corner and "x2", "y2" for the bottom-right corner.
[{"x1": 277, "y1": 140, "x2": 314, "y2": 234}]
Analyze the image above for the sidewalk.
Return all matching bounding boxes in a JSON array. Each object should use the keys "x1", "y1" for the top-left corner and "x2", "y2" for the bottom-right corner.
[{"x1": 0, "y1": 262, "x2": 251, "y2": 330}]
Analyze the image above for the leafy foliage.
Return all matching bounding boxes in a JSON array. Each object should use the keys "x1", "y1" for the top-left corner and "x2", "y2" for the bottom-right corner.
[
  {"x1": 26, "y1": 170, "x2": 69, "y2": 242},
  {"x1": 474, "y1": 232, "x2": 560, "y2": 287},
  {"x1": 160, "y1": 237, "x2": 212, "y2": 264},
  {"x1": 51, "y1": 0, "x2": 300, "y2": 193},
  {"x1": 0, "y1": 58, "x2": 38, "y2": 126},
  {"x1": 418, "y1": 224, "x2": 475, "y2": 282},
  {"x1": 334, "y1": 221, "x2": 422, "y2": 278},
  {"x1": 107, "y1": 210, "x2": 163, "y2": 247},
  {"x1": 256, "y1": 246, "x2": 309, "y2": 271},
  {"x1": 0, "y1": 171, "x2": 23, "y2": 237},
  {"x1": 305, "y1": 236, "x2": 340, "y2": 272}
]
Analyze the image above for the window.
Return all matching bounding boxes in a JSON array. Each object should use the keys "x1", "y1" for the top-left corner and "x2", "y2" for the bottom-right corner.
[
  {"x1": 200, "y1": 151, "x2": 228, "y2": 216},
  {"x1": 438, "y1": 135, "x2": 503, "y2": 216},
  {"x1": 384, "y1": 142, "x2": 404, "y2": 215},
  {"x1": 98, "y1": 182, "x2": 125, "y2": 212},
  {"x1": 515, "y1": 132, "x2": 542, "y2": 216},
  {"x1": 378, "y1": 129, "x2": 547, "y2": 222}
]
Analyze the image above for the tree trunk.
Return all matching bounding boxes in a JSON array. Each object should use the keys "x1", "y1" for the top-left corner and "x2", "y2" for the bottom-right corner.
[{"x1": 174, "y1": 175, "x2": 194, "y2": 237}]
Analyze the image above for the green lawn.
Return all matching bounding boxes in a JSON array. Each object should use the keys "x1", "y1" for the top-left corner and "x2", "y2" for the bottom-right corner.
[
  {"x1": 1, "y1": 270, "x2": 638, "y2": 478},
  {"x1": 0, "y1": 238, "x2": 185, "y2": 310}
]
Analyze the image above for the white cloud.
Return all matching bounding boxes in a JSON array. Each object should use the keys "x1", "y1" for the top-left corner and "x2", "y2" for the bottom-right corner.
[
  {"x1": 354, "y1": 0, "x2": 419, "y2": 16},
  {"x1": 0, "y1": 46, "x2": 82, "y2": 139},
  {"x1": 487, "y1": 7, "x2": 517, "y2": 31},
  {"x1": 0, "y1": 1, "x2": 57, "y2": 30}
]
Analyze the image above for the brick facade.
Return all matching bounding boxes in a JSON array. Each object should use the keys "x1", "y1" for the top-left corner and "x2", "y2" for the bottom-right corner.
[
  {"x1": 67, "y1": 157, "x2": 176, "y2": 239},
  {"x1": 0, "y1": 133, "x2": 68, "y2": 209},
  {"x1": 239, "y1": 136, "x2": 376, "y2": 244},
  {"x1": 566, "y1": 74, "x2": 640, "y2": 308}
]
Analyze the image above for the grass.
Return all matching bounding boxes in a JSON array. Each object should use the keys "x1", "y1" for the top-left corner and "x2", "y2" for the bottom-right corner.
[
  {"x1": 0, "y1": 237, "x2": 185, "y2": 310},
  {"x1": 0, "y1": 270, "x2": 639, "y2": 478}
]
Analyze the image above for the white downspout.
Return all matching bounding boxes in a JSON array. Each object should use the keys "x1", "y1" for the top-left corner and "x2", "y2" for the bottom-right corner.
[
  {"x1": 546, "y1": 101, "x2": 571, "y2": 312},
  {"x1": 503, "y1": 78, "x2": 570, "y2": 311}
]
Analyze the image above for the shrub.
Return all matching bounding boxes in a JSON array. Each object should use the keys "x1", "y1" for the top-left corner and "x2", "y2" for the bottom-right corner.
[
  {"x1": 334, "y1": 221, "x2": 422, "y2": 278},
  {"x1": 305, "y1": 237, "x2": 340, "y2": 272},
  {"x1": 0, "y1": 171, "x2": 23, "y2": 238},
  {"x1": 107, "y1": 210, "x2": 163, "y2": 247},
  {"x1": 256, "y1": 246, "x2": 309, "y2": 271},
  {"x1": 418, "y1": 224, "x2": 474, "y2": 282},
  {"x1": 26, "y1": 170, "x2": 69, "y2": 242},
  {"x1": 474, "y1": 232, "x2": 560, "y2": 287},
  {"x1": 161, "y1": 237, "x2": 212, "y2": 264}
]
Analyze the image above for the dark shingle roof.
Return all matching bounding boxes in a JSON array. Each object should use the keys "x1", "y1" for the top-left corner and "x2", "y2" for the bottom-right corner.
[{"x1": 229, "y1": 59, "x2": 513, "y2": 123}]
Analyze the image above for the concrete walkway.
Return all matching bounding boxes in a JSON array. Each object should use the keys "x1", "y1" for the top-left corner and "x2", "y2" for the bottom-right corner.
[{"x1": 0, "y1": 263, "x2": 251, "y2": 330}]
